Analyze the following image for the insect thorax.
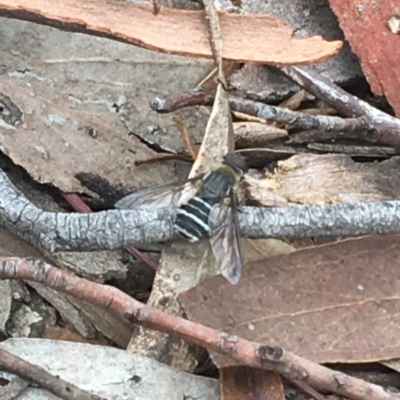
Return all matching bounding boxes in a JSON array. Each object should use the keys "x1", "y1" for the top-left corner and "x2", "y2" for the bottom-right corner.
[{"x1": 199, "y1": 166, "x2": 237, "y2": 201}]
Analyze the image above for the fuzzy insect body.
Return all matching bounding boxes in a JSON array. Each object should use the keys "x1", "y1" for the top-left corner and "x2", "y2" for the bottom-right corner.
[{"x1": 115, "y1": 154, "x2": 248, "y2": 284}]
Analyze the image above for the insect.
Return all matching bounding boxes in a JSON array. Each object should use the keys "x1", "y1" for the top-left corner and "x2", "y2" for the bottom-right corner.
[{"x1": 115, "y1": 153, "x2": 248, "y2": 284}]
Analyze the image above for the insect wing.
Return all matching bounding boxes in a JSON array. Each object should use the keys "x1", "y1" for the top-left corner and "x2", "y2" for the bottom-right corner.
[
  {"x1": 115, "y1": 175, "x2": 204, "y2": 209},
  {"x1": 209, "y1": 191, "x2": 243, "y2": 284}
]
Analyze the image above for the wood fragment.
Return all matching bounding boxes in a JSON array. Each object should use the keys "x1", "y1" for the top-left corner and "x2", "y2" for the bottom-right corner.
[{"x1": 0, "y1": 0, "x2": 342, "y2": 65}]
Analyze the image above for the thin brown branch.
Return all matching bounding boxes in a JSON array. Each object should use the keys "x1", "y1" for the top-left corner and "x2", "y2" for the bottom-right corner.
[
  {"x1": 0, "y1": 346, "x2": 104, "y2": 400},
  {"x1": 172, "y1": 115, "x2": 199, "y2": 160},
  {"x1": 151, "y1": 89, "x2": 215, "y2": 114},
  {"x1": 0, "y1": 257, "x2": 397, "y2": 400},
  {"x1": 62, "y1": 193, "x2": 92, "y2": 213},
  {"x1": 292, "y1": 378, "x2": 328, "y2": 400},
  {"x1": 134, "y1": 153, "x2": 193, "y2": 166}
]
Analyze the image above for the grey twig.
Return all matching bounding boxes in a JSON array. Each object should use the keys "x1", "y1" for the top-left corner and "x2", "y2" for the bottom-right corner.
[
  {"x1": 227, "y1": 96, "x2": 368, "y2": 134},
  {"x1": 280, "y1": 66, "x2": 400, "y2": 148},
  {"x1": 151, "y1": 90, "x2": 370, "y2": 136},
  {"x1": 0, "y1": 168, "x2": 174, "y2": 253},
  {"x1": 1, "y1": 168, "x2": 400, "y2": 253},
  {"x1": 240, "y1": 202, "x2": 400, "y2": 239}
]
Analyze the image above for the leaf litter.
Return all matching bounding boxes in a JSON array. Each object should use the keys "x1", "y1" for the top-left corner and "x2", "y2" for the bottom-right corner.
[
  {"x1": 0, "y1": 18, "x2": 212, "y2": 194},
  {"x1": 0, "y1": 339, "x2": 219, "y2": 400},
  {"x1": 179, "y1": 234, "x2": 400, "y2": 366},
  {"x1": 0, "y1": 0, "x2": 399, "y2": 399}
]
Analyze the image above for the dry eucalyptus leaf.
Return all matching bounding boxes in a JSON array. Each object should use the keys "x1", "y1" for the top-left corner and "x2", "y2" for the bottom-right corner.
[
  {"x1": 180, "y1": 234, "x2": 400, "y2": 365},
  {"x1": 0, "y1": 18, "x2": 212, "y2": 193},
  {"x1": 56, "y1": 251, "x2": 130, "y2": 281},
  {"x1": 245, "y1": 154, "x2": 400, "y2": 207},
  {"x1": 0, "y1": 338, "x2": 219, "y2": 400},
  {"x1": 0, "y1": 1, "x2": 342, "y2": 65},
  {"x1": 127, "y1": 84, "x2": 235, "y2": 369}
]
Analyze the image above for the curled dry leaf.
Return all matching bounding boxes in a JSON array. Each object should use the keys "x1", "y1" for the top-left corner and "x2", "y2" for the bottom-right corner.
[
  {"x1": 127, "y1": 81, "x2": 234, "y2": 370},
  {"x1": 179, "y1": 234, "x2": 400, "y2": 365}
]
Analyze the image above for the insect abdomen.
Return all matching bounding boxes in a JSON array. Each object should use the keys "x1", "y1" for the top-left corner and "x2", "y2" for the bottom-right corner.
[{"x1": 174, "y1": 196, "x2": 215, "y2": 242}]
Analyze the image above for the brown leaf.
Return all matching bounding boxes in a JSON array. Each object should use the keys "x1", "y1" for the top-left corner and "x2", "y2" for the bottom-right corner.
[
  {"x1": 0, "y1": 0, "x2": 342, "y2": 65},
  {"x1": 329, "y1": 0, "x2": 400, "y2": 116},
  {"x1": 179, "y1": 234, "x2": 400, "y2": 365},
  {"x1": 221, "y1": 367, "x2": 284, "y2": 400},
  {"x1": 0, "y1": 18, "x2": 214, "y2": 192}
]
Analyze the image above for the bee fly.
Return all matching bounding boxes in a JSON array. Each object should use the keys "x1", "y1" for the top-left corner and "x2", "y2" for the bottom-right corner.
[{"x1": 115, "y1": 153, "x2": 248, "y2": 284}]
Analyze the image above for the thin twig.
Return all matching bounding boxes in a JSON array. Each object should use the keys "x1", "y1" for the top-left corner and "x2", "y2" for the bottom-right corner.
[
  {"x1": 0, "y1": 347, "x2": 104, "y2": 400},
  {"x1": 62, "y1": 193, "x2": 92, "y2": 213},
  {"x1": 150, "y1": 89, "x2": 214, "y2": 114},
  {"x1": 151, "y1": 90, "x2": 370, "y2": 136},
  {"x1": 172, "y1": 115, "x2": 199, "y2": 160},
  {"x1": 0, "y1": 257, "x2": 396, "y2": 400},
  {"x1": 134, "y1": 152, "x2": 192, "y2": 166},
  {"x1": 279, "y1": 66, "x2": 400, "y2": 148}
]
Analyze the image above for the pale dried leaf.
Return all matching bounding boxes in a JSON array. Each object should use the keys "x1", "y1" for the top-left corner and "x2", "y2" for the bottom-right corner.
[
  {"x1": 0, "y1": 18, "x2": 212, "y2": 193},
  {"x1": 0, "y1": 338, "x2": 219, "y2": 400}
]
